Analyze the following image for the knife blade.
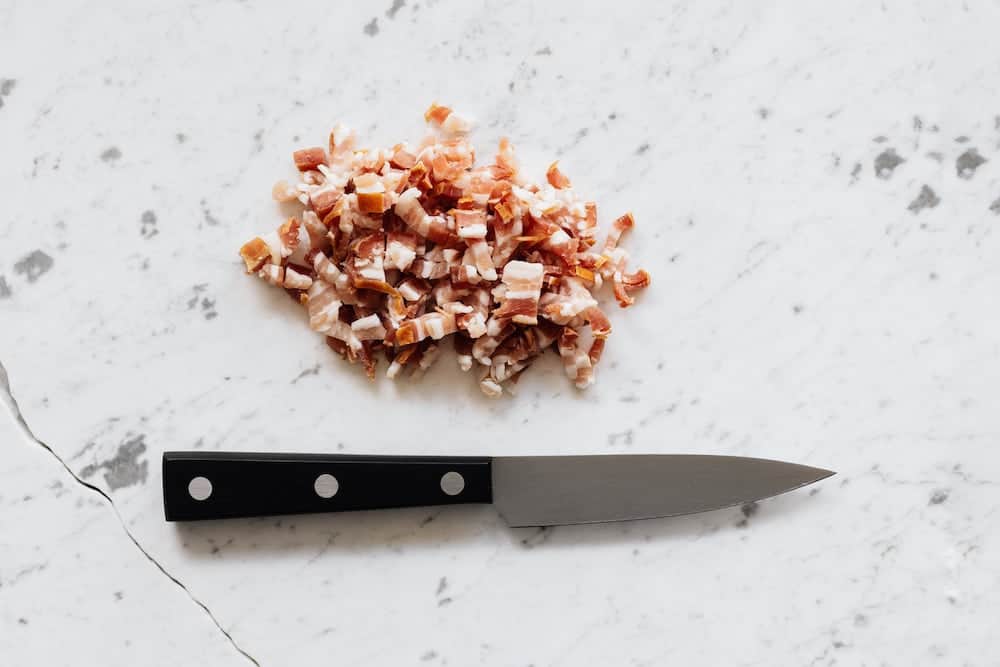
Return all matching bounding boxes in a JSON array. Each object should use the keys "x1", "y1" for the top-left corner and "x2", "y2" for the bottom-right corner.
[{"x1": 162, "y1": 452, "x2": 833, "y2": 525}]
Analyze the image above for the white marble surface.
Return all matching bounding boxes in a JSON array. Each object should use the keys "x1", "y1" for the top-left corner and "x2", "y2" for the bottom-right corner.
[{"x1": 2, "y1": 1, "x2": 999, "y2": 665}]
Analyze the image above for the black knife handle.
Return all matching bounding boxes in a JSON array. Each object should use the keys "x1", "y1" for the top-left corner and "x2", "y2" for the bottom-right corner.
[{"x1": 162, "y1": 451, "x2": 493, "y2": 521}]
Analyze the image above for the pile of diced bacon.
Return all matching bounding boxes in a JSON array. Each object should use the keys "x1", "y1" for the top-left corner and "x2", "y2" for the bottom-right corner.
[{"x1": 239, "y1": 104, "x2": 649, "y2": 396}]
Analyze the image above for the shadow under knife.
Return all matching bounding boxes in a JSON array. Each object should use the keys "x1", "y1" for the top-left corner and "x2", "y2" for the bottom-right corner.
[{"x1": 170, "y1": 487, "x2": 828, "y2": 559}]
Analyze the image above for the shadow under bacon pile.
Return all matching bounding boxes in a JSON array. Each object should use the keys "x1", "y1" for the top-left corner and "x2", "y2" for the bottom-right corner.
[{"x1": 239, "y1": 104, "x2": 650, "y2": 396}]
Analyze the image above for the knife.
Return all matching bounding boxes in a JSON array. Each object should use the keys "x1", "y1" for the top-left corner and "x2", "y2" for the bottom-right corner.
[{"x1": 162, "y1": 452, "x2": 833, "y2": 526}]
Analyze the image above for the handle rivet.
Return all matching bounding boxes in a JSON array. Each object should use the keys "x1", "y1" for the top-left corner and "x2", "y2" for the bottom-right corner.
[
  {"x1": 314, "y1": 473, "x2": 339, "y2": 499},
  {"x1": 188, "y1": 476, "x2": 212, "y2": 501},
  {"x1": 440, "y1": 471, "x2": 465, "y2": 496}
]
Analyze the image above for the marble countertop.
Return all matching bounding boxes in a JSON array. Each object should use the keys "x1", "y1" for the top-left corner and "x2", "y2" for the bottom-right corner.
[{"x1": 2, "y1": 1, "x2": 999, "y2": 665}]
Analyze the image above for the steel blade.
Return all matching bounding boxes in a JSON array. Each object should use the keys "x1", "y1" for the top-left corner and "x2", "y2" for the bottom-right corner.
[{"x1": 492, "y1": 455, "x2": 833, "y2": 527}]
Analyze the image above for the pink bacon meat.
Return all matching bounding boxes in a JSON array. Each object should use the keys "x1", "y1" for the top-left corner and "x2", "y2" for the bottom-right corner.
[{"x1": 238, "y1": 104, "x2": 650, "y2": 395}]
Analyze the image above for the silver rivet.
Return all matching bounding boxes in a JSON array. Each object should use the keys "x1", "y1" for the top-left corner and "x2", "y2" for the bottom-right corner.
[
  {"x1": 188, "y1": 476, "x2": 212, "y2": 501},
  {"x1": 440, "y1": 471, "x2": 465, "y2": 496},
  {"x1": 314, "y1": 473, "x2": 339, "y2": 499}
]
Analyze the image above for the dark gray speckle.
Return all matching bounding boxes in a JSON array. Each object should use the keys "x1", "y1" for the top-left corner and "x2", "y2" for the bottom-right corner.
[
  {"x1": 913, "y1": 116, "x2": 923, "y2": 131},
  {"x1": 873, "y1": 135, "x2": 887, "y2": 143},
  {"x1": 874, "y1": 148, "x2": 904, "y2": 179},
  {"x1": 954, "y1": 135, "x2": 969, "y2": 143},
  {"x1": 14, "y1": 250, "x2": 54, "y2": 283},
  {"x1": 0, "y1": 275, "x2": 11, "y2": 298},
  {"x1": 907, "y1": 185, "x2": 940, "y2": 213},
  {"x1": 201, "y1": 297, "x2": 217, "y2": 320},
  {"x1": 175, "y1": 132, "x2": 187, "y2": 143},
  {"x1": 437, "y1": 597, "x2": 452, "y2": 607},
  {"x1": 140, "y1": 210, "x2": 158, "y2": 239},
  {"x1": 386, "y1": 0, "x2": 405, "y2": 18},
  {"x1": 114, "y1": 591, "x2": 124, "y2": 601},
  {"x1": 854, "y1": 613, "x2": 868, "y2": 627},
  {"x1": 363, "y1": 18, "x2": 379, "y2": 36},
  {"x1": 0, "y1": 79, "x2": 15, "y2": 96},
  {"x1": 926, "y1": 151, "x2": 944, "y2": 163},
  {"x1": 849, "y1": 162, "x2": 861, "y2": 183},
  {"x1": 200, "y1": 199, "x2": 221, "y2": 226},
  {"x1": 607, "y1": 429, "x2": 634, "y2": 446},
  {"x1": 292, "y1": 364, "x2": 320, "y2": 384},
  {"x1": 535, "y1": 46, "x2": 552, "y2": 56},
  {"x1": 929, "y1": 489, "x2": 949, "y2": 505},
  {"x1": 100, "y1": 147, "x2": 122, "y2": 162},
  {"x1": 18, "y1": 618, "x2": 28, "y2": 625},
  {"x1": 792, "y1": 304, "x2": 804, "y2": 314},
  {"x1": 436, "y1": 577, "x2": 447, "y2": 595},
  {"x1": 736, "y1": 501, "x2": 759, "y2": 527},
  {"x1": 508, "y1": 81, "x2": 514, "y2": 92},
  {"x1": 757, "y1": 107, "x2": 769, "y2": 119},
  {"x1": 421, "y1": 650, "x2": 438, "y2": 661},
  {"x1": 187, "y1": 283, "x2": 207, "y2": 309},
  {"x1": 79, "y1": 434, "x2": 149, "y2": 490},
  {"x1": 956, "y1": 148, "x2": 986, "y2": 179},
  {"x1": 635, "y1": 142, "x2": 650, "y2": 155},
  {"x1": 989, "y1": 195, "x2": 1000, "y2": 215},
  {"x1": 521, "y1": 526, "x2": 553, "y2": 548}
]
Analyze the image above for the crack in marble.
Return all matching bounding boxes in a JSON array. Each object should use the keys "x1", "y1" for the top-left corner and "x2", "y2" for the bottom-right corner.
[{"x1": 0, "y1": 359, "x2": 260, "y2": 667}]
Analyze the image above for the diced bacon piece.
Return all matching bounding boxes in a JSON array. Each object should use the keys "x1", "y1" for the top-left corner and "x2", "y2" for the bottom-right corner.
[
  {"x1": 394, "y1": 311, "x2": 457, "y2": 347},
  {"x1": 588, "y1": 337, "x2": 606, "y2": 365},
  {"x1": 307, "y1": 280, "x2": 342, "y2": 332},
  {"x1": 257, "y1": 264, "x2": 313, "y2": 290},
  {"x1": 397, "y1": 277, "x2": 432, "y2": 302},
  {"x1": 472, "y1": 325, "x2": 513, "y2": 366},
  {"x1": 493, "y1": 137, "x2": 520, "y2": 181},
  {"x1": 358, "y1": 340, "x2": 378, "y2": 380},
  {"x1": 454, "y1": 208, "x2": 488, "y2": 240},
  {"x1": 354, "y1": 172, "x2": 389, "y2": 214},
  {"x1": 450, "y1": 263, "x2": 481, "y2": 287},
  {"x1": 479, "y1": 377, "x2": 503, "y2": 397},
  {"x1": 583, "y1": 305, "x2": 612, "y2": 338},
  {"x1": 394, "y1": 187, "x2": 456, "y2": 244},
  {"x1": 272, "y1": 180, "x2": 299, "y2": 202},
  {"x1": 294, "y1": 147, "x2": 326, "y2": 172},
  {"x1": 447, "y1": 336, "x2": 471, "y2": 372},
  {"x1": 300, "y1": 211, "x2": 329, "y2": 252},
  {"x1": 558, "y1": 327, "x2": 594, "y2": 389},
  {"x1": 424, "y1": 103, "x2": 452, "y2": 125},
  {"x1": 277, "y1": 217, "x2": 302, "y2": 257},
  {"x1": 539, "y1": 276, "x2": 598, "y2": 324},
  {"x1": 351, "y1": 313, "x2": 387, "y2": 341},
  {"x1": 467, "y1": 239, "x2": 497, "y2": 281},
  {"x1": 604, "y1": 212, "x2": 635, "y2": 252},
  {"x1": 239, "y1": 237, "x2": 271, "y2": 273},
  {"x1": 328, "y1": 124, "x2": 356, "y2": 160},
  {"x1": 409, "y1": 258, "x2": 449, "y2": 280},
  {"x1": 613, "y1": 267, "x2": 651, "y2": 307},
  {"x1": 385, "y1": 229, "x2": 417, "y2": 271},
  {"x1": 350, "y1": 232, "x2": 386, "y2": 284},
  {"x1": 493, "y1": 260, "x2": 544, "y2": 325},
  {"x1": 390, "y1": 143, "x2": 417, "y2": 169},
  {"x1": 546, "y1": 161, "x2": 572, "y2": 189},
  {"x1": 542, "y1": 228, "x2": 578, "y2": 266},
  {"x1": 306, "y1": 187, "x2": 338, "y2": 219}
]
